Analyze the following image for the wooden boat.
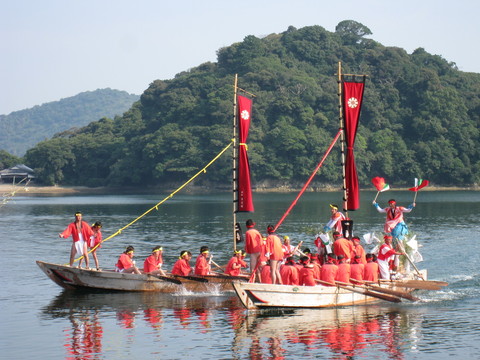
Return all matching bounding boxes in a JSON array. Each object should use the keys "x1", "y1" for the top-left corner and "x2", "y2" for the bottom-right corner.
[
  {"x1": 37, "y1": 260, "x2": 248, "y2": 293},
  {"x1": 36, "y1": 76, "x2": 255, "y2": 293},
  {"x1": 232, "y1": 272, "x2": 432, "y2": 310}
]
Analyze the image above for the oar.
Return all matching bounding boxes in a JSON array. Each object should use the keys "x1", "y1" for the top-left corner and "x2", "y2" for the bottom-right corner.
[
  {"x1": 210, "y1": 259, "x2": 225, "y2": 272},
  {"x1": 315, "y1": 279, "x2": 402, "y2": 303},
  {"x1": 152, "y1": 275, "x2": 182, "y2": 285},
  {"x1": 379, "y1": 279, "x2": 446, "y2": 290},
  {"x1": 173, "y1": 275, "x2": 209, "y2": 283},
  {"x1": 396, "y1": 241, "x2": 424, "y2": 279},
  {"x1": 291, "y1": 240, "x2": 304, "y2": 257},
  {"x1": 348, "y1": 279, "x2": 419, "y2": 301}
]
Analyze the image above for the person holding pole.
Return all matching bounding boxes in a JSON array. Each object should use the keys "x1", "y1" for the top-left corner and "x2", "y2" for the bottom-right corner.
[{"x1": 373, "y1": 199, "x2": 415, "y2": 241}]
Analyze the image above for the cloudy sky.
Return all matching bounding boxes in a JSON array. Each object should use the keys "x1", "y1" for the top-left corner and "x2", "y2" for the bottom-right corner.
[{"x1": 1, "y1": 0, "x2": 478, "y2": 114}]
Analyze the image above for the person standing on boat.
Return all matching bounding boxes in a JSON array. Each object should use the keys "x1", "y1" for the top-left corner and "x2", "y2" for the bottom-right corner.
[
  {"x1": 116, "y1": 245, "x2": 141, "y2": 274},
  {"x1": 225, "y1": 250, "x2": 248, "y2": 276},
  {"x1": 143, "y1": 246, "x2": 166, "y2": 276},
  {"x1": 333, "y1": 231, "x2": 353, "y2": 263},
  {"x1": 194, "y1": 246, "x2": 211, "y2": 275},
  {"x1": 88, "y1": 221, "x2": 102, "y2": 270},
  {"x1": 59, "y1": 211, "x2": 94, "y2": 268},
  {"x1": 171, "y1": 251, "x2": 193, "y2": 276},
  {"x1": 323, "y1": 204, "x2": 346, "y2": 233},
  {"x1": 373, "y1": 199, "x2": 415, "y2": 240},
  {"x1": 265, "y1": 225, "x2": 284, "y2": 285},
  {"x1": 244, "y1": 219, "x2": 263, "y2": 281},
  {"x1": 377, "y1": 235, "x2": 404, "y2": 280},
  {"x1": 352, "y1": 236, "x2": 366, "y2": 264}
]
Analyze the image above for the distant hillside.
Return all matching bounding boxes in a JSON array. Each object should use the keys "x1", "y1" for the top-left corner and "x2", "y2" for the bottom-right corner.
[
  {"x1": 23, "y1": 21, "x2": 480, "y2": 188},
  {"x1": 0, "y1": 89, "x2": 139, "y2": 156}
]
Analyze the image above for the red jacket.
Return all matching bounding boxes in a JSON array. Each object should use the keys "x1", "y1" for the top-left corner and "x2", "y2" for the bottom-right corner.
[
  {"x1": 320, "y1": 263, "x2": 338, "y2": 285},
  {"x1": 364, "y1": 262, "x2": 379, "y2": 282},
  {"x1": 280, "y1": 264, "x2": 299, "y2": 285},
  {"x1": 171, "y1": 258, "x2": 191, "y2": 276},
  {"x1": 61, "y1": 221, "x2": 93, "y2": 242},
  {"x1": 299, "y1": 266, "x2": 316, "y2": 286},
  {"x1": 245, "y1": 228, "x2": 263, "y2": 254},
  {"x1": 194, "y1": 255, "x2": 210, "y2": 275},
  {"x1": 143, "y1": 254, "x2": 161, "y2": 273}
]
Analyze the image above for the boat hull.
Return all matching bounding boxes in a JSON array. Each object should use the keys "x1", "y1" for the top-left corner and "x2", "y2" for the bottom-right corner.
[
  {"x1": 232, "y1": 282, "x2": 380, "y2": 310},
  {"x1": 36, "y1": 260, "x2": 246, "y2": 293}
]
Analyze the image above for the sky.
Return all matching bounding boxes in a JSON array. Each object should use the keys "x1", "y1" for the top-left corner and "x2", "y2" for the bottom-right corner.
[{"x1": 1, "y1": 0, "x2": 479, "y2": 115}]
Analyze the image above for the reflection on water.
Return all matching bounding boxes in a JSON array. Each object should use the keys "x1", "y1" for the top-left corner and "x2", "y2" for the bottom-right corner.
[
  {"x1": 41, "y1": 291, "x2": 429, "y2": 359},
  {"x1": 233, "y1": 306, "x2": 423, "y2": 359}
]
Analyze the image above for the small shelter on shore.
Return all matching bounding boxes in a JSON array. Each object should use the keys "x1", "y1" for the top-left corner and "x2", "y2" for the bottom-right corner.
[{"x1": 0, "y1": 164, "x2": 35, "y2": 183}]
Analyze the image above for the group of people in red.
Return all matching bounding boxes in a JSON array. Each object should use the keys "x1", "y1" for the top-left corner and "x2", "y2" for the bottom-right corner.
[
  {"x1": 243, "y1": 215, "x2": 381, "y2": 286},
  {"x1": 243, "y1": 198, "x2": 411, "y2": 286},
  {"x1": 114, "y1": 245, "x2": 249, "y2": 277},
  {"x1": 59, "y1": 212, "x2": 249, "y2": 278}
]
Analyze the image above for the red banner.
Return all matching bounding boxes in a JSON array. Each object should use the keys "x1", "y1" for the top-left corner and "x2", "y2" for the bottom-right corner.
[
  {"x1": 342, "y1": 78, "x2": 365, "y2": 211},
  {"x1": 237, "y1": 95, "x2": 254, "y2": 212}
]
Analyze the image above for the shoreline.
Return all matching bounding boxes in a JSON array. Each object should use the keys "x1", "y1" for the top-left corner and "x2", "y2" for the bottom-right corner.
[{"x1": 1, "y1": 183, "x2": 478, "y2": 195}]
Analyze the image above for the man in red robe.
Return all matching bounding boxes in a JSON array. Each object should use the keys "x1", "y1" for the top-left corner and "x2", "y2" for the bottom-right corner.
[
  {"x1": 320, "y1": 254, "x2": 338, "y2": 285},
  {"x1": 364, "y1": 253, "x2": 379, "y2": 282},
  {"x1": 171, "y1": 251, "x2": 192, "y2": 276},
  {"x1": 59, "y1": 212, "x2": 94, "y2": 268},
  {"x1": 335, "y1": 255, "x2": 351, "y2": 284},
  {"x1": 244, "y1": 219, "x2": 263, "y2": 281},
  {"x1": 280, "y1": 257, "x2": 299, "y2": 285},
  {"x1": 194, "y1": 246, "x2": 211, "y2": 275},
  {"x1": 298, "y1": 256, "x2": 316, "y2": 286},
  {"x1": 143, "y1": 246, "x2": 166, "y2": 276},
  {"x1": 225, "y1": 250, "x2": 248, "y2": 276}
]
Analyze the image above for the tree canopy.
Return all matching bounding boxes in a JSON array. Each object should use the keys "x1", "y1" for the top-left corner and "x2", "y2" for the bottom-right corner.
[{"x1": 20, "y1": 22, "x2": 480, "y2": 188}]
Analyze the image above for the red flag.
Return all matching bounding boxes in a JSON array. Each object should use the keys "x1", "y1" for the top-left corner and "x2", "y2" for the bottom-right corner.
[
  {"x1": 342, "y1": 78, "x2": 365, "y2": 211},
  {"x1": 409, "y1": 178, "x2": 429, "y2": 191},
  {"x1": 371, "y1": 177, "x2": 390, "y2": 192},
  {"x1": 236, "y1": 95, "x2": 254, "y2": 212}
]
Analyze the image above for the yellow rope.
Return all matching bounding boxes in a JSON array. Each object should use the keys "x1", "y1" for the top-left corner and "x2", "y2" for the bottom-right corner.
[{"x1": 71, "y1": 140, "x2": 234, "y2": 265}]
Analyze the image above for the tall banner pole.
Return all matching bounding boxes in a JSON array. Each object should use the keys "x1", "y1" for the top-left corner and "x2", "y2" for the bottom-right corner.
[
  {"x1": 337, "y1": 62, "x2": 349, "y2": 219},
  {"x1": 232, "y1": 74, "x2": 239, "y2": 251}
]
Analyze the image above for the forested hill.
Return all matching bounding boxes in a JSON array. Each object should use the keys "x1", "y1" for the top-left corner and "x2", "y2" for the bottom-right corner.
[
  {"x1": 23, "y1": 21, "x2": 480, "y2": 188},
  {"x1": 0, "y1": 89, "x2": 139, "y2": 156}
]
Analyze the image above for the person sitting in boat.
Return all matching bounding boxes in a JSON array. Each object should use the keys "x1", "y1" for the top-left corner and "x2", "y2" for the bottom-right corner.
[
  {"x1": 333, "y1": 231, "x2": 353, "y2": 263},
  {"x1": 88, "y1": 221, "x2": 102, "y2": 270},
  {"x1": 194, "y1": 246, "x2": 211, "y2": 276},
  {"x1": 320, "y1": 253, "x2": 338, "y2": 286},
  {"x1": 265, "y1": 225, "x2": 284, "y2": 285},
  {"x1": 225, "y1": 250, "x2": 248, "y2": 276},
  {"x1": 260, "y1": 260, "x2": 272, "y2": 284},
  {"x1": 335, "y1": 255, "x2": 351, "y2": 284},
  {"x1": 350, "y1": 255, "x2": 365, "y2": 284},
  {"x1": 115, "y1": 245, "x2": 141, "y2": 274},
  {"x1": 352, "y1": 236, "x2": 366, "y2": 264},
  {"x1": 280, "y1": 257, "x2": 299, "y2": 285},
  {"x1": 298, "y1": 256, "x2": 316, "y2": 286},
  {"x1": 59, "y1": 211, "x2": 94, "y2": 269},
  {"x1": 143, "y1": 246, "x2": 166, "y2": 276},
  {"x1": 310, "y1": 254, "x2": 322, "y2": 280},
  {"x1": 244, "y1": 219, "x2": 263, "y2": 282},
  {"x1": 377, "y1": 235, "x2": 404, "y2": 280},
  {"x1": 171, "y1": 251, "x2": 193, "y2": 276},
  {"x1": 363, "y1": 253, "x2": 379, "y2": 282},
  {"x1": 373, "y1": 199, "x2": 415, "y2": 241},
  {"x1": 323, "y1": 204, "x2": 346, "y2": 233}
]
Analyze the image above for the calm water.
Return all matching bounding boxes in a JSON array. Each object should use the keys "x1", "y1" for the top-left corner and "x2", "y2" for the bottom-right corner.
[{"x1": 0, "y1": 190, "x2": 479, "y2": 359}]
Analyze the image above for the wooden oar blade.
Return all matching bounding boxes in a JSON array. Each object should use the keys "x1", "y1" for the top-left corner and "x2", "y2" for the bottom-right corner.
[
  {"x1": 380, "y1": 279, "x2": 444, "y2": 290},
  {"x1": 367, "y1": 285, "x2": 420, "y2": 301},
  {"x1": 174, "y1": 275, "x2": 209, "y2": 283},
  {"x1": 155, "y1": 275, "x2": 182, "y2": 285},
  {"x1": 363, "y1": 289, "x2": 402, "y2": 303}
]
